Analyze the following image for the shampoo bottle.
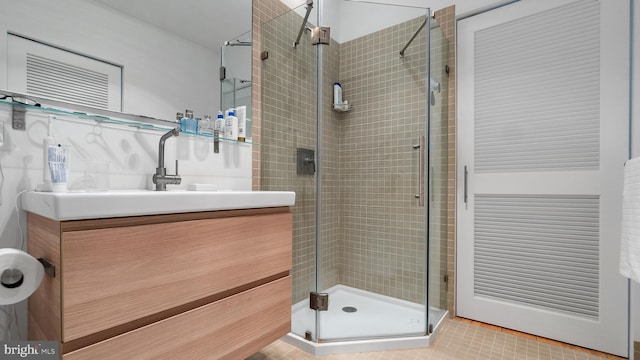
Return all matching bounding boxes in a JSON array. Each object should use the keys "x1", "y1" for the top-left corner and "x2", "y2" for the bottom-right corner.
[
  {"x1": 333, "y1": 82, "x2": 342, "y2": 105},
  {"x1": 225, "y1": 109, "x2": 238, "y2": 140},
  {"x1": 214, "y1": 111, "x2": 224, "y2": 139}
]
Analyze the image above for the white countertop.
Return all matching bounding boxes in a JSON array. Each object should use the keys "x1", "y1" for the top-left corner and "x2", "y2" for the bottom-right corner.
[{"x1": 22, "y1": 190, "x2": 296, "y2": 221}]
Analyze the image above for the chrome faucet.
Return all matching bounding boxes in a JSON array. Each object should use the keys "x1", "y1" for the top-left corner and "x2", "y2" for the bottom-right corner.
[{"x1": 153, "y1": 127, "x2": 181, "y2": 191}]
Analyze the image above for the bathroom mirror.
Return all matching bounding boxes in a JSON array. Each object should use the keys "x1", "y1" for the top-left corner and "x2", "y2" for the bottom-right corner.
[{"x1": 0, "y1": 0, "x2": 252, "y2": 123}]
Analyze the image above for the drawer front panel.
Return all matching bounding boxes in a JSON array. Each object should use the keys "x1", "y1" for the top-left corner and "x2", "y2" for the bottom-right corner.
[
  {"x1": 64, "y1": 276, "x2": 291, "y2": 360},
  {"x1": 62, "y1": 211, "x2": 292, "y2": 341}
]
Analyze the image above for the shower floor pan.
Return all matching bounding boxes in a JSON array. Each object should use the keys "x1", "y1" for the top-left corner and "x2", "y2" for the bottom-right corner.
[{"x1": 284, "y1": 285, "x2": 447, "y2": 356}]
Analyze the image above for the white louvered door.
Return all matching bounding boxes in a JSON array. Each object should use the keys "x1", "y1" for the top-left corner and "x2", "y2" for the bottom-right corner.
[{"x1": 457, "y1": 0, "x2": 629, "y2": 356}]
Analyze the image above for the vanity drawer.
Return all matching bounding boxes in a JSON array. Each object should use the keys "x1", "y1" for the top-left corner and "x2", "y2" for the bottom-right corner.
[
  {"x1": 61, "y1": 211, "x2": 292, "y2": 342},
  {"x1": 63, "y1": 276, "x2": 291, "y2": 360}
]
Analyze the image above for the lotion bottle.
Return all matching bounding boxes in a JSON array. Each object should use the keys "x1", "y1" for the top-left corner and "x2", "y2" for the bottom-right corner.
[
  {"x1": 225, "y1": 109, "x2": 238, "y2": 140},
  {"x1": 214, "y1": 111, "x2": 224, "y2": 138}
]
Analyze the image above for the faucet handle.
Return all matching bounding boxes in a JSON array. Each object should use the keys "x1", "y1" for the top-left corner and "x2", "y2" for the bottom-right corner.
[{"x1": 175, "y1": 160, "x2": 179, "y2": 176}]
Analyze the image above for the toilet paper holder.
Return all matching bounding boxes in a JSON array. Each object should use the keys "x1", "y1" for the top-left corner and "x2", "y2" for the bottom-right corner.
[{"x1": 37, "y1": 258, "x2": 55, "y2": 278}]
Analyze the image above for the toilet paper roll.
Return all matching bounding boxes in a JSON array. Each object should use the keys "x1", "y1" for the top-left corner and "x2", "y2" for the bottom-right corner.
[{"x1": 0, "y1": 249, "x2": 44, "y2": 305}]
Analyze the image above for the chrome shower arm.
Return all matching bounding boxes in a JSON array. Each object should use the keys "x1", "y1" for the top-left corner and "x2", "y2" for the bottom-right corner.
[
  {"x1": 400, "y1": 17, "x2": 427, "y2": 58},
  {"x1": 294, "y1": 0, "x2": 314, "y2": 48}
]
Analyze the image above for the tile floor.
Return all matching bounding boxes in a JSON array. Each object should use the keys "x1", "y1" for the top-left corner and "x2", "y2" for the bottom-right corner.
[{"x1": 248, "y1": 317, "x2": 625, "y2": 360}]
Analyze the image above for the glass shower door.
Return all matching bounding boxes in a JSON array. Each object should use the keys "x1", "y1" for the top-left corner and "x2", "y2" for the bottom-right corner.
[
  {"x1": 427, "y1": 16, "x2": 450, "y2": 330},
  {"x1": 260, "y1": 2, "x2": 319, "y2": 342},
  {"x1": 314, "y1": 2, "x2": 437, "y2": 342}
]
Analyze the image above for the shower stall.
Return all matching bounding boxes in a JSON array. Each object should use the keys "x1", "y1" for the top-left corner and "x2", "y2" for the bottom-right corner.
[{"x1": 258, "y1": 0, "x2": 450, "y2": 355}]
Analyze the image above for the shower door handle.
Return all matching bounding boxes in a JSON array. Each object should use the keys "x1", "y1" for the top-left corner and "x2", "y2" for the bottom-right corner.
[
  {"x1": 463, "y1": 165, "x2": 468, "y2": 205},
  {"x1": 413, "y1": 135, "x2": 425, "y2": 207}
]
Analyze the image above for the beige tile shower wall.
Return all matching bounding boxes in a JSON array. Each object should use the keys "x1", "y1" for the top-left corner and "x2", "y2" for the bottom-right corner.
[
  {"x1": 256, "y1": 2, "x2": 319, "y2": 304},
  {"x1": 252, "y1": 1, "x2": 293, "y2": 190},
  {"x1": 337, "y1": 16, "x2": 428, "y2": 304},
  {"x1": 251, "y1": 2, "x2": 276, "y2": 190},
  {"x1": 434, "y1": 5, "x2": 456, "y2": 317}
]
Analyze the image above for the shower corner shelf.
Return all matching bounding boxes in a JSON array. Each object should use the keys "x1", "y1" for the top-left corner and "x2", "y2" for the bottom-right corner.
[{"x1": 332, "y1": 102, "x2": 352, "y2": 113}]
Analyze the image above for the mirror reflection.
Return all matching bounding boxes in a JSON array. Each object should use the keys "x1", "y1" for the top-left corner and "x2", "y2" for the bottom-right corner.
[
  {"x1": 0, "y1": 0, "x2": 252, "y2": 122},
  {"x1": 221, "y1": 30, "x2": 252, "y2": 137}
]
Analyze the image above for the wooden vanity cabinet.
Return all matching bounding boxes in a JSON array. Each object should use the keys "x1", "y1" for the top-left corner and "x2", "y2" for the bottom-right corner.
[{"x1": 27, "y1": 207, "x2": 292, "y2": 360}]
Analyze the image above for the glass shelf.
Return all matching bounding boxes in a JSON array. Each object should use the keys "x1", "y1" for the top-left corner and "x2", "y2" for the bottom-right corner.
[{"x1": 0, "y1": 92, "x2": 258, "y2": 145}]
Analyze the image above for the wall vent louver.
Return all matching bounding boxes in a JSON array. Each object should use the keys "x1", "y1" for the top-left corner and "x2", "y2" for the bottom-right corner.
[{"x1": 26, "y1": 53, "x2": 110, "y2": 109}]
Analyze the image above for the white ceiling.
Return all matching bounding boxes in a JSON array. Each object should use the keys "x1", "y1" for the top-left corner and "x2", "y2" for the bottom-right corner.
[
  {"x1": 90, "y1": 0, "x2": 253, "y2": 51},
  {"x1": 87, "y1": 0, "x2": 509, "y2": 51}
]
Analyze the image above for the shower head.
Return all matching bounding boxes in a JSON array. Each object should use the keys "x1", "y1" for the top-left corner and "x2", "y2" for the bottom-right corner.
[{"x1": 293, "y1": 0, "x2": 314, "y2": 48}]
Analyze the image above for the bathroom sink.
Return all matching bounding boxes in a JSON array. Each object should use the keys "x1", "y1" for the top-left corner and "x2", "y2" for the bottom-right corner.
[{"x1": 21, "y1": 190, "x2": 296, "y2": 221}]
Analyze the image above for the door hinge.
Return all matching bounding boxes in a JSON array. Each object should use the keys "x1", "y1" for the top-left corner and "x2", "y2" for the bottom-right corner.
[
  {"x1": 311, "y1": 26, "x2": 331, "y2": 45},
  {"x1": 444, "y1": 274, "x2": 449, "y2": 284},
  {"x1": 310, "y1": 291, "x2": 329, "y2": 311},
  {"x1": 445, "y1": 65, "x2": 450, "y2": 75}
]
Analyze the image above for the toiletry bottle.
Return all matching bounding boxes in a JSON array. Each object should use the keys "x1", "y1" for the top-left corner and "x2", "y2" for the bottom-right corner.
[
  {"x1": 179, "y1": 111, "x2": 188, "y2": 133},
  {"x1": 195, "y1": 117, "x2": 202, "y2": 134},
  {"x1": 225, "y1": 109, "x2": 238, "y2": 140},
  {"x1": 41, "y1": 115, "x2": 56, "y2": 191},
  {"x1": 333, "y1": 82, "x2": 342, "y2": 105},
  {"x1": 236, "y1": 106, "x2": 247, "y2": 142},
  {"x1": 214, "y1": 111, "x2": 224, "y2": 139},
  {"x1": 181, "y1": 109, "x2": 198, "y2": 134},
  {"x1": 199, "y1": 115, "x2": 212, "y2": 135},
  {"x1": 189, "y1": 110, "x2": 198, "y2": 134}
]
